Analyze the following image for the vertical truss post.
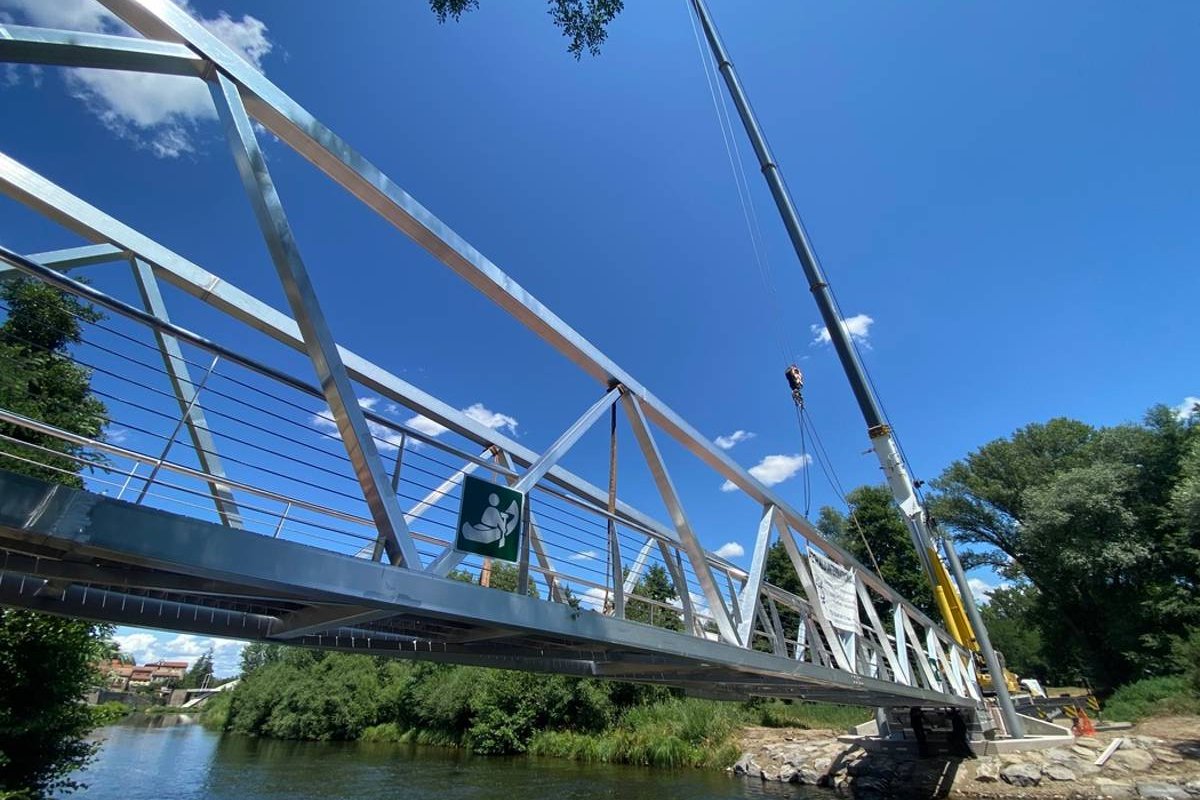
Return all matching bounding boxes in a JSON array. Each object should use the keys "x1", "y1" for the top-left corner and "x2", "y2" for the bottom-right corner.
[
  {"x1": 389, "y1": 434, "x2": 406, "y2": 491},
  {"x1": 855, "y1": 579, "x2": 907, "y2": 685},
  {"x1": 129, "y1": 256, "x2": 242, "y2": 528},
  {"x1": 893, "y1": 605, "x2": 912, "y2": 685},
  {"x1": 209, "y1": 72, "x2": 418, "y2": 568},
  {"x1": 737, "y1": 504, "x2": 776, "y2": 646},
  {"x1": 900, "y1": 613, "x2": 942, "y2": 691},
  {"x1": 725, "y1": 571, "x2": 743, "y2": 628},
  {"x1": 605, "y1": 402, "x2": 624, "y2": 618},
  {"x1": 621, "y1": 393, "x2": 737, "y2": 644},
  {"x1": 765, "y1": 596, "x2": 788, "y2": 656},
  {"x1": 517, "y1": 497, "x2": 531, "y2": 596}
]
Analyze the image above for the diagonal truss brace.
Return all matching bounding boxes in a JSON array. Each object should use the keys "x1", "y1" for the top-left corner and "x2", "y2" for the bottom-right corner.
[
  {"x1": 622, "y1": 393, "x2": 737, "y2": 645},
  {"x1": 129, "y1": 256, "x2": 243, "y2": 528},
  {"x1": 776, "y1": 520, "x2": 855, "y2": 673},
  {"x1": 737, "y1": 504, "x2": 776, "y2": 647},
  {"x1": 513, "y1": 387, "x2": 620, "y2": 494},
  {"x1": 208, "y1": 72, "x2": 419, "y2": 569}
]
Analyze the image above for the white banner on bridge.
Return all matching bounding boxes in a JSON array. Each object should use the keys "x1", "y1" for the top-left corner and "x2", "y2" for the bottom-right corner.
[{"x1": 809, "y1": 550, "x2": 862, "y2": 636}]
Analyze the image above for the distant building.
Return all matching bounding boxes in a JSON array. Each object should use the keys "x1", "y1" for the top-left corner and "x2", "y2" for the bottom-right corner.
[{"x1": 98, "y1": 658, "x2": 189, "y2": 690}]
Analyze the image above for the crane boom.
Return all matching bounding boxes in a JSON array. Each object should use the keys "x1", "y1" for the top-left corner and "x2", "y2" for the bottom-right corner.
[{"x1": 688, "y1": 0, "x2": 1023, "y2": 737}]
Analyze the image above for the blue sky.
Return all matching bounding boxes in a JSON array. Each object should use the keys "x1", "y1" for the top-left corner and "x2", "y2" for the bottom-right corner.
[{"x1": 1, "y1": 0, "x2": 1197, "y2": 674}]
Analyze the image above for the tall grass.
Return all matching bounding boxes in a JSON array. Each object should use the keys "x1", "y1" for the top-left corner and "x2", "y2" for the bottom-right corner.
[
  {"x1": 529, "y1": 699, "x2": 743, "y2": 768},
  {"x1": 1102, "y1": 675, "x2": 1200, "y2": 722},
  {"x1": 748, "y1": 699, "x2": 871, "y2": 730}
]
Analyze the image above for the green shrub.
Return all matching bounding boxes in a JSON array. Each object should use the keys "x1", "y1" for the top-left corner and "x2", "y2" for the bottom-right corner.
[
  {"x1": 1173, "y1": 629, "x2": 1200, "y2": 695},
  {"x1": 747, "y1": 699, "x2": 871, "y2": 730},
  {"x1": 200, "y1": 692, "x2": 231, "y2": 731},
  {"x1": 1103, "y1": 675, "x2": 1200, "y2": 721},
  {"x1": 88, "y1": 702, "x2": 132, "y2": 726}
]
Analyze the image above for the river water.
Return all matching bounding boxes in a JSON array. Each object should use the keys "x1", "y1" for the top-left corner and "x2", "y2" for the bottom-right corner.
[{"x1": 67, "y1": 715, "x2": 824, "y2": 800}]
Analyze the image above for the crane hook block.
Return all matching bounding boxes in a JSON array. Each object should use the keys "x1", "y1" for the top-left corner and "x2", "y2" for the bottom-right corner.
[{"x1": 785, "y1": 364, "x2": 804, "y2": 394}]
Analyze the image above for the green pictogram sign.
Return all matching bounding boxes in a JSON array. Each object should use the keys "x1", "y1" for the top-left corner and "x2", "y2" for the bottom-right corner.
[{"x1": 454, "y1": 474, "x2": 524, "y2": 563}]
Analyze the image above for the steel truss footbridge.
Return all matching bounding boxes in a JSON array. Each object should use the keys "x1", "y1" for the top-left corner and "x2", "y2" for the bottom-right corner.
[{"x1": 0, "y1": 0, "x2": 993, "y2": 718}]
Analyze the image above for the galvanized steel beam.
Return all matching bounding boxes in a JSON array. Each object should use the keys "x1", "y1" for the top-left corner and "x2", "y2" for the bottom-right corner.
[
  {"x1": 129, "y1": 257, "x2": 243, "y2": 528},
  {"x1": 208, "y1": 72, "x2": 417, "y2": 569}
]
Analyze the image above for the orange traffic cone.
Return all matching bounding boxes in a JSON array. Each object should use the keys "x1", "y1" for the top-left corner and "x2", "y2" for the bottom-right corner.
[{"x1": 1072, "y1": 707, "x2": 1096, "y2": 737}]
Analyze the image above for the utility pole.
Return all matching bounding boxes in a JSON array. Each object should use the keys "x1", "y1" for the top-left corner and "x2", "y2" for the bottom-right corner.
[{"x1": 688, "y1": 0, "x2": 1023, "y2": 738}]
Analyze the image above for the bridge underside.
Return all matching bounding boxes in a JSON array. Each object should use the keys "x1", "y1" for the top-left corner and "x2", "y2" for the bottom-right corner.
[{"x1": 0, "y1": 470, "x2": 968, "y2": 708}]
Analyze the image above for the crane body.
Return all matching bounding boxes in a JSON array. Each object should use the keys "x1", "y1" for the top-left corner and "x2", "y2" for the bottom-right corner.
[{"x1": 688, "y1": 0, "x2": 1024, "y2": 738}]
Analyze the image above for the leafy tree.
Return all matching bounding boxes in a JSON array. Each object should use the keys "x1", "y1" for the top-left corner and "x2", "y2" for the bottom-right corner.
[
  {"x1": 0, "y1": 279, "x2": 107, "y2": 487},
  {"x1": 930, "y1": 408, "x2": 1200, "y2": 688},
  {"x1": 485, "y1": 561, "x2": 539, "y2": 597},
  {"x1": 0, "y1": 613, "x2": 113, "y2": 797},
  {"x1": 0, "y1": 279, "x2": 112, "y2": 797},
  {"x1": 625, "y1": 564, "x2": 682, "y2": 632},
  {"x1": 180, "y1": 649, "x2": 215, "y2": 689},
  {"x1": 978, "y1": 584, "x2": 1051, "y2": 682},
  {"x1": 428, "y1": 0, "x2": 623, "y2": 59},
  {"x1": 818, "y1": 485, "x2": 936, "y2": 618},
  {"x1": 239, "y1": 642, "x2": 284, "y2": 677}
]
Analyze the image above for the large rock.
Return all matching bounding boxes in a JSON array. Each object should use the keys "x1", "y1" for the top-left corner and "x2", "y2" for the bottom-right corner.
[
  {"x1": 1074, "y1": 744, "x2": 1100, "y2": 758},
  {"x1": 778, "y1": 765, "x2": 796, "y2": 784},
  {"x1": 1076, "y1": 736, "x2": 1104, "y2": 749},
  {"x1": 1095, "y1": 778, "x2": 1137, "y2": 799},
  {"x1": 795, "y1": 765, "x2": 822, "y2": 785},
  {"x1": 1043, "y1": 763, "x2": 1077, "y2": 782},
  {"x1": 1001, "y1": 762, "x2": 1043, "y2": 787},
  {"x1": 1153, "y1": 748, "x2": 1184, "y2": 764},
  {"x1": 731, "y1": 754, "x2": 753, "y2": 776},
  {"x1": 1136, "y1": 783, "x2": 1190, "y2": 800},
  {"x1": 975, "y1": 758, "x2": 1000, "y2": 782},
  {"x1": 1113, "y1": 748, "x2": 1156, "y2": 772},
  {"x1": 1046, "y1": 747, "x2": 1077, "y2": 763}
]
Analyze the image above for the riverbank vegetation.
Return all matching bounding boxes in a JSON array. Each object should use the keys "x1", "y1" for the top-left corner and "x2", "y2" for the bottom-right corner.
[
  {"x1": 0, "y1": 280, "x2": 114, "y2": 799},
  {"x1": 213, "y1": 643, "x2": 868, "y2": 767}
]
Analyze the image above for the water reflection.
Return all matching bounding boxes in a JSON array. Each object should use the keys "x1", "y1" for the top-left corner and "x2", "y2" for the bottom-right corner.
[{"x1": 66, "y1": 718, "x2": 821, "y2": 800}]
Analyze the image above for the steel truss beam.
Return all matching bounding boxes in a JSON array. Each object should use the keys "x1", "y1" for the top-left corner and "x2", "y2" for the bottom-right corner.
[
  {"x1": 622, "y1": 393, "x2": 736, "y2": 644},
  {"x1": 129, "y1": 257, "x2": 243, "y2": 528},
  {"x1": 0, "y1": 469, "x2": 973, "y2": 708},
  {"x1": 31, "y1": 6, "x2": 945, "y2": 625},
  {"x1": 208, "y1": 72, "x2": 417, "y2": 568},
  {"x1": 0, "y1": 7, "x2": 981, "y2": 703}
]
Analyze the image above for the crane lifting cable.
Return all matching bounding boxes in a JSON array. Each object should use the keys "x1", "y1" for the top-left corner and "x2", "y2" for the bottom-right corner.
[{"x1": 785, "y1": 364, "x2": 883, "y2": 577}]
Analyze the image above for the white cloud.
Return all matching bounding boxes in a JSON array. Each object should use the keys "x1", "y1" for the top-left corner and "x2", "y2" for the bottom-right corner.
[
  {"x1": 0, "y1": 0, "x2": 273, "y2": 158},
  {"x1": 312, "y1": 396, "x2": 407, "y2": 452},
  {"x1": 579, "y1": 586, "x2": 609, "y2": 611},
  {"x1": 106, "y1": 426, "x2": 129, "y2": 444},
  {"x1": 463, "y1": 403, "x2": 519, "y2": 436},
  {"x1": 714, "y1": 430, "x2": 755, "y2": 450},
  {"x1": 313, "y1": 397, "x2": 517, "y2": 452},
  {"x1": 113, "y1": 631, "x2": 160, "y2": 664},
  {"x1": 714, "y1": 541, "x2": 744, "y2": 560},
  {"x1": 967, "y1": 577, "x2": 1007, "y2": 604},
  {"x1": 405, "y1": 414, "x2": 450, "y2": 438},
  {"x1": 112, "y1": 629, "x2": 246, "y2": 677},
  {"x1": 569, "y1": 550, "x2": 598, "y2": 561},
  {"x1": 1174, "y1": 396, "x2": 1199, "y2": 422},
  {"x1": 721, "y1": 453, "x2": 812, "y2": 492},
  {"x1": 811, "y1": 313, "x2": 874, "y2": 348}
]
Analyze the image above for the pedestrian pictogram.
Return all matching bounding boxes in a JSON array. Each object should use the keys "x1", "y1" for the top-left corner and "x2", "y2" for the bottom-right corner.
[{"x1": 455, "y1": 475, "x2": 524, "y2": 563}]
